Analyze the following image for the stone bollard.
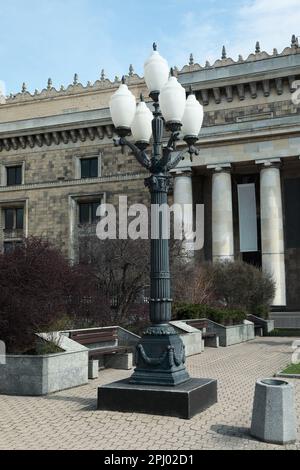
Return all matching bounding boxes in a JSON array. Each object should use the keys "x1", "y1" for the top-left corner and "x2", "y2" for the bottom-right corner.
[
  {"x1": 88, "y1": 360, "x2": 99, "y2": 380},
  {"x1": 251, "y1": 378, "x2": 297, "y2": 445}
]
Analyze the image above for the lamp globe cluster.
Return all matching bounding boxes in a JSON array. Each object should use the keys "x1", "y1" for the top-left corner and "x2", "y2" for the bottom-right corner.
[{"x1": 109, "y1": 43, "x2": 204, "y2": 145}]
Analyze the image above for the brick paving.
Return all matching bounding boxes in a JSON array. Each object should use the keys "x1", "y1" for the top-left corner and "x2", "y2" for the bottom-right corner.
[{"x1": 0, "y1": 337, "x2": 299, "y2": 450}]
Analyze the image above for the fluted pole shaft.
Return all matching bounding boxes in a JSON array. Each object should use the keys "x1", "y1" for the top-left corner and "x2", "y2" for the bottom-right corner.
[{"x1": 146, "y1": 175, "x2": 172, "y2": 324}]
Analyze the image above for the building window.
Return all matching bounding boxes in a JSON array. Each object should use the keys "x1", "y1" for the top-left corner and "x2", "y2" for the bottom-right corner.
[
  {"x1": 79, "y1": 200, "x2": 101, "y2": 224},
  {"x1": 3, "y1": 241, "x2": 23, "y2": 254},
  {"x1": 80, "y1": 158, "x2": 98, "y2": 179},
  {"x1": 6, "y1": 166, "x2": 22, "y2": 186},
  {"x1": 4, "y1": 208, "x2": 24, "y2": 230}
]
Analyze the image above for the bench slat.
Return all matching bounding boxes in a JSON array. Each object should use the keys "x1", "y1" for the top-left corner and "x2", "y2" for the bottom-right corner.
[
  {"x1": 89, "y1": 346, "x2": 130, "y2": 359},
  {"x1": 69, "y1": 329, "x2": 118, "y2": 346},
  {"x1": 70, "y1": 330, "x2": 116, "y2": 337},
  {"x1": 71, "y1": 334, "x2": 117, "y2": 345}
]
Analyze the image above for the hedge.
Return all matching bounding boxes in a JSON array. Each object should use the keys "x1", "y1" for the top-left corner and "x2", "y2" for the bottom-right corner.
[{"x1": 174, "y1": 303, "x2": 247, "y2": 326}]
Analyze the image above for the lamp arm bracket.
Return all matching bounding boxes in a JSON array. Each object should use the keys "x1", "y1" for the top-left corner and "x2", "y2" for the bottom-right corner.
[
  {"x1": 158, "y1": 131, "x2": 181, "y2": 170},
  {"x1": 167, "y1": 131, "x2": 180, "y2": 150},
  {"x1": 167, "y1": 148, "x2": 188, "y2": 170},
  {"x1": 113, "y1": 137, "x2": 151, "y2": 170}
]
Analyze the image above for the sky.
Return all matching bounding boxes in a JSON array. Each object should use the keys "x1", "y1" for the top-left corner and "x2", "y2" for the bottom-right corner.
[{"x1": 0, "y1": 0, "x2": 300, "y2": 95}]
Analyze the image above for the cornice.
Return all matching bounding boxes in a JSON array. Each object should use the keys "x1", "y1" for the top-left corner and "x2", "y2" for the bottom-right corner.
[
  {"x1": 197, "y1": 115, "x2": 300, "y2": 145},
  {"x1": 1, "y1": 110, "x2": 300, "y2": 154},
  {"x1": 0, "y1": 124, "x2": 114, "y2": 152}
]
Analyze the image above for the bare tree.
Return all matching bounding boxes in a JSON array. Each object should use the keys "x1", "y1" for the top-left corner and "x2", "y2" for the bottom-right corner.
[{"x1": 79, "y1": 238, "x2": 150, "y2": 325}]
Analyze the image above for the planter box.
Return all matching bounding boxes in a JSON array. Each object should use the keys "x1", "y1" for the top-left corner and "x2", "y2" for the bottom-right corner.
[
  {"x1": 247, "y1": 314, "x2": 275, "y2": 335},
  {"x1": 0, "y1": 334, "x2": 88, "y2": 396},
  {"x1": 180, "y1": 318, "x2": 254, "y2": 347},
  {"x1": 170, "y1": 321, "x2": 203, "y2": 356},
  {"x1": 276, "y1": 372, "x2": 300, "y2": 379},
  {"x1": 205, "y1": 319, "x2": 255, "y2": 346}
]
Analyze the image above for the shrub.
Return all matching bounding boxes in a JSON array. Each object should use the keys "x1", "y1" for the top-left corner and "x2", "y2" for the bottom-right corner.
[
  {"x1": 0, "y1": 238, "x2": 111, "y2": 354},
  {"x1": 207, "y1": 261, "x2": 275, "y2": 318},
  {"x1": 174, "y1": 303, "x2": 246, "y2": 326},
  {"x1": 172, "y1": 260, "x2": 275, "y2": 319},
  {"x1": 172, "y1": 263, "x2": 215, "y2": 306}
]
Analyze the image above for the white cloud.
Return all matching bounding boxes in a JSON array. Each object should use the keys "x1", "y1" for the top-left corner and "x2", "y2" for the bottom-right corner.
[
  {"x1": 232, "y1": 0, "x2": 300, "y2": 58},
  {"x1": 161, "y1": 9, "x2": 225, "y2": 68},
  {"x1": 161, "y1": 0, "x2": 300, "y2": 70}
]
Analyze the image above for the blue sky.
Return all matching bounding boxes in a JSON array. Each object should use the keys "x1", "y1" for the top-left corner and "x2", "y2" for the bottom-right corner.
[{"x1": 1, "y1": 0, "x2": 299, "y2": 94}]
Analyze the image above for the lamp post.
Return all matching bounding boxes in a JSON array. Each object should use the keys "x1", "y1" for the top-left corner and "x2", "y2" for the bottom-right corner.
[{"x1": 98, "y1": 45, "x2": 217, "y2": 418}]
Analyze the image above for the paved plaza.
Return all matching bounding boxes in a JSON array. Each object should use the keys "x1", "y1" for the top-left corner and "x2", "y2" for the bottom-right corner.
[{"x1": 0, "y1": 337, "x2": 299, "y2": 450}]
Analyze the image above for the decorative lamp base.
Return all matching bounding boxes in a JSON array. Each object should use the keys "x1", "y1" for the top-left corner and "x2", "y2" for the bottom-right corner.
[
  {"x1": 130, "y1": 326, "x2": 190, "y2": 386},
  {"x1": 97, "y1": 378, "x2": 218, "y2": 420}
]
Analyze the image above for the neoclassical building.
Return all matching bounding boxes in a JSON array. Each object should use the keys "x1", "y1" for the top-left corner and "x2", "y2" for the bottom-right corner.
[{"x1": 0, "y1": 37, "x2": 300, "y2": 310}]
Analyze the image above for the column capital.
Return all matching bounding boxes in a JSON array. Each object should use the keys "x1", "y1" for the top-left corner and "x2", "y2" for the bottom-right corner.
[
  {"x1": 207, "y1": 163, "x2": 231, "y2": 173},
  {"x1": 255, "y1": 158, "x2": 281, "y2": 169},
  {"x1": 171, "y1": 166, "x2": 193, "y2": 176},
  {"x1": 170, "y1": 164, "x2": 193, "y2": 177}
]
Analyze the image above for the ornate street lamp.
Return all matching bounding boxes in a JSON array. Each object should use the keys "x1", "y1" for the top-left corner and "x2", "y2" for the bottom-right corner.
[{"x1": 98, "y1": 44, "x2": 217, "y2": 418}]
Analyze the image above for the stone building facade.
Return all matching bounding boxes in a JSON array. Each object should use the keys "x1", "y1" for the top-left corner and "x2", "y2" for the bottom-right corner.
[{"x1": 0, "y1": 37, "x2": 300, "y2": 310}]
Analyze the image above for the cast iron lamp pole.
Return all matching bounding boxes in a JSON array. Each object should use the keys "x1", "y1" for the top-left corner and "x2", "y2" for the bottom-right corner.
[{"x1": 109, "y1": 44, "x2": 204, "y2": 386}]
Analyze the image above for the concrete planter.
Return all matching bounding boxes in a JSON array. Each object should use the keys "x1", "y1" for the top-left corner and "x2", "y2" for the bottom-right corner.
[
  {"x1": 205, "y1": 319, "x2": 255, "y2": 347},
  {"x1": 170, "y1": 321, "x2": 203, "y2": 356},
  {"x1": 276, "y1": 372, "x2": 300, "y2": 379},
  {"x1": 251, "y1": 378, "x2": 297, "y2": 445},
  {"x1": 0, "y1": 334, "x2": 88, "y2": 396},
  {"x1": 247, "y1": 314, "x2": 275, "y2": 335}
]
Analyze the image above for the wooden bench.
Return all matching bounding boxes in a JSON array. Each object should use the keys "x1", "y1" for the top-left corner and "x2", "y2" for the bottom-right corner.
[
  {"x1": 69, "y1": 327, "x2": 130, "y2": 360},
  {"x1": 254, "y1": 325, "x2": 264, "y2": 337}
]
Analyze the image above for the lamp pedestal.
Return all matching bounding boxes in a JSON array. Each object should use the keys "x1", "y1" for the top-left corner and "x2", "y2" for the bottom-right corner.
[{"x1": 98, "y1": 378, "x2": 217, "y2": 420}]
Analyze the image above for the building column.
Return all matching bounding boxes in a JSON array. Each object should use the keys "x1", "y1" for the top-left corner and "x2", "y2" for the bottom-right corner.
[
  {"x1": 258, "y1": 160, "x2": 286, "y2": 306},
  {"x1": 209, "y1": 164, "x2": 234, "y2": 262},
  {"x1": 173, "y1": 169, "x2": 194, "y2": 254}
]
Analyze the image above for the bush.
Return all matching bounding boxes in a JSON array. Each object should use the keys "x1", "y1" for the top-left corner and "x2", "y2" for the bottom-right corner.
[
  {"x1": 172, "y1": 260, "x2": 275, "y2": 319},
  {"x1": 207, "y1": 261, "x2": 275, "y2": 318},
  {"x1": 174, "y1": 303, "x2": 247, "y2": 326},
  {"x1": 172, "y1": 263, "x2": 215, "y2": 306},
  {"x1": 0, "y1": 238, "x2": 111, "y2": 354}
]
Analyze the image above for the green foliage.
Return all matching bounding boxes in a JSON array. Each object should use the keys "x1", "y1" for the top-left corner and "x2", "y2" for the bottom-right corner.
[
  {"x1": 34, "y1": 341, "x2": 64, "y2": 356},
  {"x1": 267, "y1": 328, "x2": 300, "y2": 337},
  {"x1": 174, "y1": 303, "x2": 246, "y2": 326},
  {"x1": 282, "y1": 363, "x2": 300, "y2": 375}
]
